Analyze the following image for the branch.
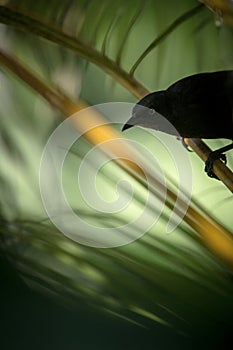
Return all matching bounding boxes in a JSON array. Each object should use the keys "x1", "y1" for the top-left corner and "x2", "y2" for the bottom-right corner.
[
  {"x1": 0, "y1": 48, "x2": 81, "y2": 115},
  {"x1": 185, "y1": 138, "x2": 233, "y2": 193},
  {"x1": 1, "y1": 5, "x2": 233, "y2": 193},
  {"x1": 1, "y1": 49, "x2": 233, "y2": 270},
  {"x1": 0, "y1": 5, "x2": 148, "y2": 99},
  {"x1": 200, "y1": 0, "x2": 233, "y2": 26}
]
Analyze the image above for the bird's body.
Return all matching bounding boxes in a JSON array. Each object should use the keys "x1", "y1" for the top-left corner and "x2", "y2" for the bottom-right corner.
[
  {"x1": 122, "y1": 70, "x2": 233, "y2": 178},
  {"x1": 124, "y1": 71, "x2": 233, "y2": 139}
]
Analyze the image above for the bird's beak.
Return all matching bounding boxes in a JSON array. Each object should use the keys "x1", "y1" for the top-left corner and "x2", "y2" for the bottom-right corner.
[
  {"x1": 122, "y1": 123, "x2": 133, "y2": 131},
  {"x1": 122, "y1": 116, "x2": 135, "y2": 131}
]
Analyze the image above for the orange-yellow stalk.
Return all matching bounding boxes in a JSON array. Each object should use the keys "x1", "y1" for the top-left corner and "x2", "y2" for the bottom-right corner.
[{"x1": 1, "y1": 48, "x2": 233, "y2": 270}]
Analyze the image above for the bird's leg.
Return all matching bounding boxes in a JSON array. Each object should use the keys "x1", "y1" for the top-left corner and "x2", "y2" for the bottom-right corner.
[
  {"x1": 176, "y1": 137, "x2": 193, "y2": 152},
  {"x1": 205, "y1": 142, "x2": 233, "y2": 180}
]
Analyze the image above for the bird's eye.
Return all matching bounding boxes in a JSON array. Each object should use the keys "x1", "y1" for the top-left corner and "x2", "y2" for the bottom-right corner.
[{"x1": 149, "y1": 108, "x2": 155, "y2": 115}]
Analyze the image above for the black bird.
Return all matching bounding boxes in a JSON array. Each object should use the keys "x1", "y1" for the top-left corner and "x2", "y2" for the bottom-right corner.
[{"x1": 122, "y1": 71, "x2": 233, "y2": 179}]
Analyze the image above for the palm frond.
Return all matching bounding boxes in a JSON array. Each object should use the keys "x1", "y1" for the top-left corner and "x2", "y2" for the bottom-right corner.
[
  {"x1": 130, "y1": 3, "x2": 204, "y2": 75},
  {"x1": 0, "y1": 4, "x2": 147, "y2": 97},
  {"x1": 1, "y1": 0, "x2": 233, "y2": 342}
]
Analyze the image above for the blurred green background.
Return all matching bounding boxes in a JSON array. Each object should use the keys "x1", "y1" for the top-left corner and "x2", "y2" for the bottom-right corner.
[{"x1": 0, "y1": 0, "x2": 233, "y2": 349}]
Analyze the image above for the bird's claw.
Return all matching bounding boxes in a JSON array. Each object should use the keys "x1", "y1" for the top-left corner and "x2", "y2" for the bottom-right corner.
[
  {"x1": 204, "y1": 152, "x2": 227, "y2": 180},
  {"x1": 176, "y1": 137, "x2": 193, "y2": 152}
]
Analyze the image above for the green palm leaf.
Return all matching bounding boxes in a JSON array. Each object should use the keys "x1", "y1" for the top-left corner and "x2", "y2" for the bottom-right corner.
[{"x1": 0, "y1": 0, "x2": 233, "y2": 345}]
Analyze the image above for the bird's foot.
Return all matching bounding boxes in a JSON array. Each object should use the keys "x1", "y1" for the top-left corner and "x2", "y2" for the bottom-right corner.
[
  {"x1": 204, "y1": 151, "x2": 227, "y2": 180},
  {"x1": 176, "y1": 137, "x2": 193, "y2": 152}
]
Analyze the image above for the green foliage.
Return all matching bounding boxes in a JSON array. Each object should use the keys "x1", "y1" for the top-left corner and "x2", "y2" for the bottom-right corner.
[{"x1": 0, "y1": 0, "x2": 233, "y2": 341}]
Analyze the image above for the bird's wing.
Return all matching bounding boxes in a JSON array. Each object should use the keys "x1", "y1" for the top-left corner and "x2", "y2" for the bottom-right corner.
[
  {"x1": 167, "y1": 71, "x2": 233, "y2": 139},
  {"x1": 167, "y1": 71, "x2": 233, "y2": 105}
]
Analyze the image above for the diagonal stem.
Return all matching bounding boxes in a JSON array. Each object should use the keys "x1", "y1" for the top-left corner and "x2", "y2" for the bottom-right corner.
[
  {"x1": 1, "y1": 48, "x2": 233, "y2": 269},
  {"x1": 185, "y1": 138, "x2": 233, "y2": 192},
  {"x1": 0, "y1": 5, "x2": 148, "y2": 99}
]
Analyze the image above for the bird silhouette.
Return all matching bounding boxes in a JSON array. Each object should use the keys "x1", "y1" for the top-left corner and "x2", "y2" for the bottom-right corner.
[{"x1": 122, "y1": 71, "x2": 233, "y2": 179}]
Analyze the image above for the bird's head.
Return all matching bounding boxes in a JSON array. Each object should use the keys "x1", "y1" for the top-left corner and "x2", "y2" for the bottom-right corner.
[{"x1": 122, "y1": 91, "x2": 179, "y2": 136}]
